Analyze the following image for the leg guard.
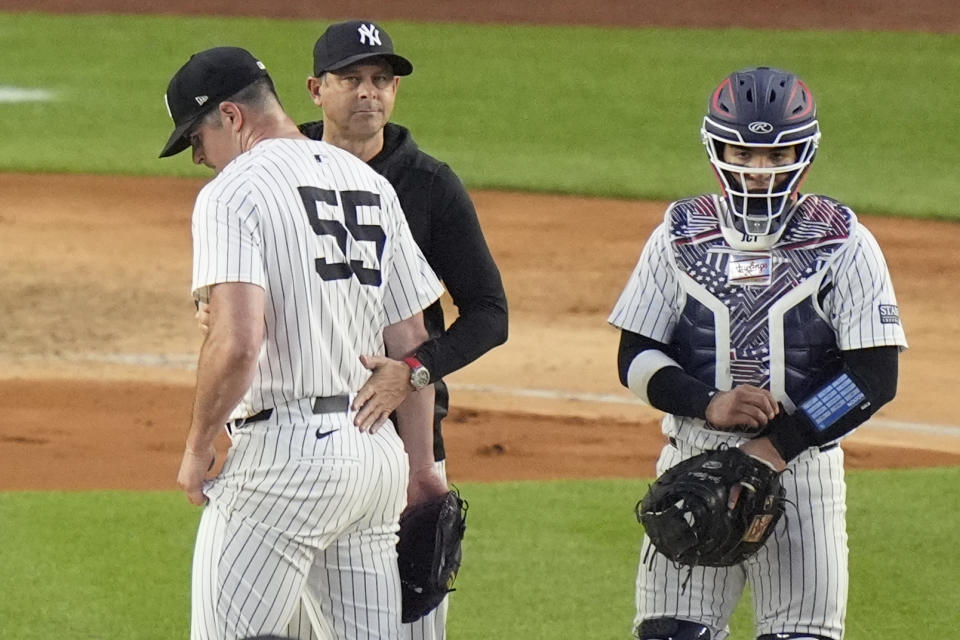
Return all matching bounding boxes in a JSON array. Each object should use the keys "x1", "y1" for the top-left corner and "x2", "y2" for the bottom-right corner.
[{"x1": 757, "y1": 634, "x2": 837, "y2": 640}]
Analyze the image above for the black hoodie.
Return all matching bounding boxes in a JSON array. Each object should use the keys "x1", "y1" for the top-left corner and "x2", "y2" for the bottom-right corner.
[{"x1": 300, "y1": 121, "x2": 509, "y2": 460}]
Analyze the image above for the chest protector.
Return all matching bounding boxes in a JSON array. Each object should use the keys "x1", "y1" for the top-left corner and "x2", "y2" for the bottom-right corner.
[{"x1": 667, "y1": 195, "x2": 853, "y2": 405}]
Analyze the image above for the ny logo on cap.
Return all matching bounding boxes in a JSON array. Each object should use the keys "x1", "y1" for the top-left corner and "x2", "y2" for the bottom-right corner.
[{"x1": 357, "y1": 23, "x2": 381, "y2": 46}]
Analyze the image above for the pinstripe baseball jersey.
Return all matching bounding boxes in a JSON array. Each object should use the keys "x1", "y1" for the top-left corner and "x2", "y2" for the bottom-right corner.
[
  {"x1": 189, "y1": 136, "x2": 443, "y2": 640},
  {"x1": 192, "y1": 138, "x2": 443, "y2": 420}
]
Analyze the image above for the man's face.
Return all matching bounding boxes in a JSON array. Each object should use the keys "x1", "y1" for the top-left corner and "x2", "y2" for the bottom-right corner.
[
  {"x1": 189, "y1": 110, "x2": 237, "y2": 174},
  {"x1": 722, "y1": 144, "x2": 798, "y2": 192},
  {"x1": 308, "y1": 59, "x2": 399, "y2": 139}
]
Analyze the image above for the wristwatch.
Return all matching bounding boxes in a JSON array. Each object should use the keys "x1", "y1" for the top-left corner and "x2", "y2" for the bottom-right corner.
[{"x1": 402, "y1": 355, "x2": 431, "y2": 391}]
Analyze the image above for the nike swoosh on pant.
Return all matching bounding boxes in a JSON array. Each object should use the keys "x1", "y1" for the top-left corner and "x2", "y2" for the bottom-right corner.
[{"x1": 315, "y1": 428, "x2": 338, "y2": 440}]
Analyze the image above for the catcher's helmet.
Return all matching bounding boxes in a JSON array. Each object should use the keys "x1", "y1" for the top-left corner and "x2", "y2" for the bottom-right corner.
[{"x1": 701, "y1": 67, "x2": 820, "y2": 250}]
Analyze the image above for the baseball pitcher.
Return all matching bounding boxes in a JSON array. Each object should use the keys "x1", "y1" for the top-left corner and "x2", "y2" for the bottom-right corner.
[{"x1": 161, "y1": 47, "x2": 445, "y2": 639}]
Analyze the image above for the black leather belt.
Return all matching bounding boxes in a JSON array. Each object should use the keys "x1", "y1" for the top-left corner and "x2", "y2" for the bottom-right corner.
[
  {"x1": 227, "y1": 395, "x2": 350, "y2": 432},
  {"x1": 232, "y1": 407, "x2": 273, "y2": 429}
]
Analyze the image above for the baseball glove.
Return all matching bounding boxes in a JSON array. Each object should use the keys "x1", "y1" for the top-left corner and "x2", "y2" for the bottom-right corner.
[
  {"x1": 636, "y1": 447, "x2": 785, "y2": 568},
  {"x1": 397, "y1": 489, "x2": 468, "y2": 623}
]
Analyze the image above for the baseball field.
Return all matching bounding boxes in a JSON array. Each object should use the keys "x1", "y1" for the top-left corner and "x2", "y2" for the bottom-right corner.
[{"x1": 1, "y1": 1, "x2": 959, "y2": 639}]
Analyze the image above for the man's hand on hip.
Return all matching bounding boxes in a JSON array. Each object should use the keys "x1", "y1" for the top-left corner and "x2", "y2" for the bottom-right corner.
[{"x1": 352, "y1": 355, "x2": 413, "y2": 433}]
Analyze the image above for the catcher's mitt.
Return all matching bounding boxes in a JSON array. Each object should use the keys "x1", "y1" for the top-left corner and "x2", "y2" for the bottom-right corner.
[
  {"x1": 397, "y1": 489, "x2": 468, "y2": 623},
  {"x1": 636, "y1": 447, "x2": 785, "y2": 568}
]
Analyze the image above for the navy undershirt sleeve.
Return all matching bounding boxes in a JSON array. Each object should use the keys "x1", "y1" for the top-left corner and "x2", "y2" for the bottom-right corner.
[
  {"x1": 763, "y1": 346, "x2": 899, "y2": 461},
  {"x1": 618, "y1": 330, "x2": 716, "y2": 418}
]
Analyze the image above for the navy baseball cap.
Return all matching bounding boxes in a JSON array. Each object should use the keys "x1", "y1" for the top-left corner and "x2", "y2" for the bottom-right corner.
[
  {"x1": 312, "y1": 21, "x2": 413, "y2": 77},
  {"x1": 160, "y1": 46, "x2": 270, "y2": 158}
]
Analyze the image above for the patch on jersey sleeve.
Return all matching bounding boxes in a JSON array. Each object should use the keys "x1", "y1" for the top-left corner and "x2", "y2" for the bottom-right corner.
[
  {"x1": 878, "y1": 304, "x2": 901, "y2": 325},
  {"x1": 800, "y1": 373, "x2": 867, "y2": 432}
]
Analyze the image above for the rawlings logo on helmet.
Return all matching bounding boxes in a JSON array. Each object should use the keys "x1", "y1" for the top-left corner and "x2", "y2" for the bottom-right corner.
[{"x1": 748, "y1": 121, "x2": 774, "y2": 134}]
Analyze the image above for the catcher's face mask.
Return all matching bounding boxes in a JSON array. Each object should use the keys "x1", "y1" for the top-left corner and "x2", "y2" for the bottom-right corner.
[{"x1": 701, "y1": 66, "x2": 821, "y2": 250}]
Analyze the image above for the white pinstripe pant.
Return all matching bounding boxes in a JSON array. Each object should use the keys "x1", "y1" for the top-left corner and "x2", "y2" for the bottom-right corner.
[
  {"x1": 288, "y1": 460, "x2": 450, "y2": 640},
  {"x1": 190, "y1": 416, "x2": 408, "y2": 640},
  {"x1": 635, "y1": 440, "x2": 848, "y2": 640}
]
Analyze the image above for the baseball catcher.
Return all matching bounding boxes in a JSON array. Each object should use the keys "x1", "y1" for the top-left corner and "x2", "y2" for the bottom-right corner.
[
  {"x1": 637, "y1": 447, "x2": 785, "y2": 568},
  {"x1": 611, "y1": 65, "x2": 906, "y2": 639},
  {"x1": 397, "y1": 489, "x2": 468, "y2": 623}
]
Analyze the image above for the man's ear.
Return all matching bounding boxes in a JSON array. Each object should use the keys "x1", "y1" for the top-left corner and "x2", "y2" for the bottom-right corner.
[
  {"x1": 219, "y1": 101, "x2": 244, "y2": 132},
  {"x1": 306, "y1": 76, "x2": 323, "y2": 106}
]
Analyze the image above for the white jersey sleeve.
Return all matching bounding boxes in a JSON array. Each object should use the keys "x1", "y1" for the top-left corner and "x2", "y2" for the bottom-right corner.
[
  {"x1": 608, "y1": 223, "x2": 683, "y2": 342},
  {"x1": 824, "y1": 224, "x2": 908, "y2": 351},
  {"x1": 190, "y1": 184, "x2": 264, "y2": 300},
  {"x1": 379, "y1": 187, "x2": 443, "y2": 324}
]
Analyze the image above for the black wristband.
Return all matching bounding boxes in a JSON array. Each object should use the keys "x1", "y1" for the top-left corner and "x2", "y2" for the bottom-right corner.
[
  {"x1": 762, "y1": 409, "x2": 815, "y2": 462},
  {"x1": 647, "y1": 367, "x2": 717, "y2": 419}
]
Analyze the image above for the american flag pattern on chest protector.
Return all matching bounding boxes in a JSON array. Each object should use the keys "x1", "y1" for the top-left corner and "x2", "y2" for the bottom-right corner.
[
  {"x1": 610, "y1": 192, "x2": 906, "y2": 424},
  {"x1": 667, "y1": 194, "x2": 854, "y2": 402}
]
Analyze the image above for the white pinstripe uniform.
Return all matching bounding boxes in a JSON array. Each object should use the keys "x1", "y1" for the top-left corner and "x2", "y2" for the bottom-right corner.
[
  {"x1": 286, "y1": 461, "x2": 449, "y2": 640},
  {"x1": 286, "y1": 460, "x2": 449, "y2": 640},
  {"x1": 609, "y1": 193, "x2": 907, "y2": 639},
  {"x1": 189, "y1": 137, "x2": 443, "y2": 640}
]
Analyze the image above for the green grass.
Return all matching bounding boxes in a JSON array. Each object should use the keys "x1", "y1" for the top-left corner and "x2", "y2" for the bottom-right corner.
[
  {"x1": 1, "y1": 468, "x2": 957, "y2": 639},
  {"x1": 1, "y1": 13, "x2": 960, "y2": 218},
  {"x1": 0, "y1": 491, "x2": 196, "y2": 639}
]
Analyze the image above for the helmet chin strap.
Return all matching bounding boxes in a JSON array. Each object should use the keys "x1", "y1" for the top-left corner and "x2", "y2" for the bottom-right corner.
[
  {"x1": 717, "y1": 195, "x2": 802, "y2": 251},
  {"x1": 719, "y1": 222, "x2": 784, "y2": 251}
]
